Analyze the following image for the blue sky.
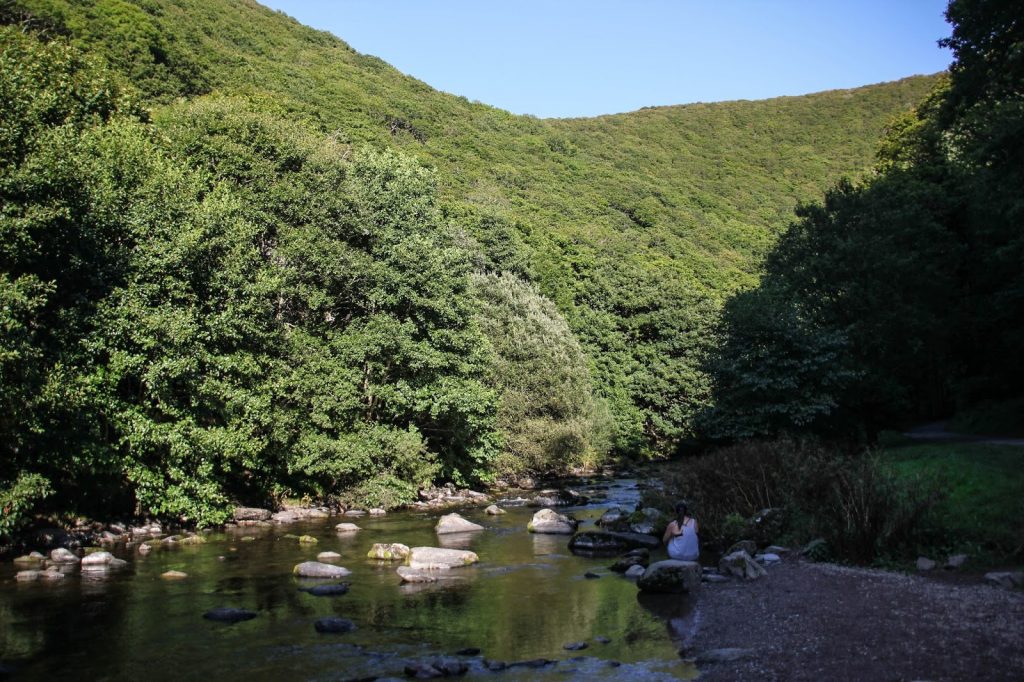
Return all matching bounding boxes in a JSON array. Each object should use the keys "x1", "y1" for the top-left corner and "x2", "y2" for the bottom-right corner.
[{"x1": 261, "y1": 1, "x2": 953, "y2": 119}]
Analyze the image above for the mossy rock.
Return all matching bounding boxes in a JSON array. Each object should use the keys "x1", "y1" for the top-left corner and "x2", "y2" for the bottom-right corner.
[
  {"x1": 298, "y1": 535, "x2": 318, "y2": 544},
  {"x1": 178, "y1": 535, "x2": 207, "y2": 545}
]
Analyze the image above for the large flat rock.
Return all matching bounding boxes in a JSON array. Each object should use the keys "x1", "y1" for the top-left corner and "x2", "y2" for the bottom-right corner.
[
  {"x1": 407, "y1": 547, "x2": 479, "y2": 570},
  {"x1": 568, "y1": 531, "x2": 660, "y2": 556},
  {"x1": 637, "y1": 559, "x2": 701, "y2": 593}
]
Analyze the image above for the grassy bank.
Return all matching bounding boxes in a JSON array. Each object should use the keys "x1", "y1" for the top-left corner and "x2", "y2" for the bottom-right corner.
[{"x1": 882, "y1": 441, "x2": 1024, "y2": 563}]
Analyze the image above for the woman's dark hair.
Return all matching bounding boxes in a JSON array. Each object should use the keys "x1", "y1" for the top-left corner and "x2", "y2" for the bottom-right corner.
[{"x1": 674, "y1": 502, "x2": 689, "y2": 519}]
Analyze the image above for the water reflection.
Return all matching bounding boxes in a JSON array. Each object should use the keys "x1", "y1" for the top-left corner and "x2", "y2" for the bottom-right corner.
[
  {"x1": 635, "y1": 591, "x2": 703, "y2": 653},
  {"x1": 1, "y1": 477, "x2": 698, "y2": 680}
]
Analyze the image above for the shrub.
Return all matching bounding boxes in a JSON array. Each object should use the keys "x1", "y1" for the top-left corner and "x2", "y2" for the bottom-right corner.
[{"x1": 646, "y1": 438, "x2": 943, "y2": 562}]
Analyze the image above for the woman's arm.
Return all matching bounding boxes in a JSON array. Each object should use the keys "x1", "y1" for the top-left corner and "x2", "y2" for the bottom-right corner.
[{"x1": 662, "y1": 520, "x2": 678, "y2": 544}]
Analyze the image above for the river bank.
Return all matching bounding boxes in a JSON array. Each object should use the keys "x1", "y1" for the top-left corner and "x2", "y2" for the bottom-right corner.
[{"x1": 688, "y1": 557, "x2": 1024, "y2": 681}]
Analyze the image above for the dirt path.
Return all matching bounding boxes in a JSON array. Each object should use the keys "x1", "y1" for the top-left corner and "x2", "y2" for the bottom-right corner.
[
  {"x1": 904, "y1": 421, "x2": 1024, "y2": 446},
  {"x1": 685, "y1": 558, "x2": 1024, "y2": 681}
]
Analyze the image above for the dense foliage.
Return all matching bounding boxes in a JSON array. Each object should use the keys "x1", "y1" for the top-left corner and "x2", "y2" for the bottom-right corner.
[
  {"x1": 0, "y1": 0, "x2": 950, "y2": 532},
  {"x1": 2, "y1": 0, "x2": 934, "y2": 458},
  {"x1": 705, "y1": 0, "x2": 1023, "y2": 439}
]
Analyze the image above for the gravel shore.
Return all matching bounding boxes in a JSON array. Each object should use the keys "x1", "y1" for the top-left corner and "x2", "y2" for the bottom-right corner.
[{"x1": 686, "y1": 558, "x2": 1024, "y2": 681}]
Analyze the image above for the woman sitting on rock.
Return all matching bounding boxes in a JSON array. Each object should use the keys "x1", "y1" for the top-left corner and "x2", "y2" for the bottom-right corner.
[{"x1": 663, "y1": 502, "x2": 699, "y2": 561}]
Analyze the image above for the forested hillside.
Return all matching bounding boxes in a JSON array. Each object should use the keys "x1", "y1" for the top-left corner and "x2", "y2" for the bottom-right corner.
[{"x1": 0, "y1": 0, "x2": 940, "y2": 529}]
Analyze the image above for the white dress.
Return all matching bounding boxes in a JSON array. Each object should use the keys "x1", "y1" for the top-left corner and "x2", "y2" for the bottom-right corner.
[{"x1": 667, "y1": 518, "x2": 699, "y2": 561}]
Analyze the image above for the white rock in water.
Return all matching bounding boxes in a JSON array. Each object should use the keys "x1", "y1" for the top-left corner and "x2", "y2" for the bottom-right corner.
[
  {"x1": 396, "y1": 566, "x2": 437, "y2": 583},
  {"x1": 335, "y1": 523, "x2": 362, "y2": 533},
  {"x1": 485, "y1": 505, "x2": 506, "y2": 515},
  {"x1": 407, "y1": 547, "x2": 479, "y2": 570},
  {"x1": 527, "y1": 508, "x2": 578, "y2": 535},
  {"x1": 81, "y1": 551, "x2": 128, "y2": 571},
  {"x1": 434, "y1": 513, "x2": 484, "y2": 534},
  {"x1": 317, "y1": 551, "x2": 342, "y2": 562},
  {"x1": 50, "y1": 548, "x2": 80, "y2": 564},
  {"x1": 293, "y1": 561, "x2": 351, "y2": 578}
]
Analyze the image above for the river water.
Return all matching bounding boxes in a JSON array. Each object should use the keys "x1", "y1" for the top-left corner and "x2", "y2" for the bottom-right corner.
[{"x1": 0, "y1": 479, "x2": 699, "y2": 680}]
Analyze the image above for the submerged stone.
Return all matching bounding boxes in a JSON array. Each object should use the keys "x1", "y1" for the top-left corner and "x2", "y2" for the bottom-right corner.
[
  {"x1": 203, "y1": 607, "x2": 257, "y2": 623},
  {"x1": 314, "y1": 617, "x2": 356, "y2": 634}
]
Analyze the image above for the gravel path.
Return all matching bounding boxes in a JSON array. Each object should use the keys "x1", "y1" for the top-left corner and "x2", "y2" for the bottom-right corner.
[{"x1": 686, "y1": 558, "x2": 1024, "y2": 681}]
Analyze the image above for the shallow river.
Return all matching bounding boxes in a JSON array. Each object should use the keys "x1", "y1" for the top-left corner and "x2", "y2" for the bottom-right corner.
[{"x1": 1, "y1": 479, "x2": 700, "y2": 680}]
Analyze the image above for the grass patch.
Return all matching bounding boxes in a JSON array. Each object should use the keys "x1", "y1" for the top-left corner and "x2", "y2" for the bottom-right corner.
[{"x1": 882, "y1": 442, "x2": 1024, "y2": 560}]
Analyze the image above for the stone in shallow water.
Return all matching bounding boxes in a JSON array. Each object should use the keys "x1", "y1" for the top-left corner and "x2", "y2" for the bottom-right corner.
[
  {"x1": 367, "y1": 543, "x2": 411, "y2": 561},
  {"x1": 335, "y1": 523, "x2": 362, "y2": 533},
  {"x1": 563, "y1": 641, "x2": 588, "y2": 651},
  {"x1": 406, "y1": 547, "x2": 479, "y2": 570},
  {"x1": 484, "y1": 504, "x2": 505, "y2": 515},
  {"x1": 637, "y1": 560, "x2": 701, "y2": 593},
  {"x1": 297, "y1": 535, "x2": 318, "y2": 544},
  {"x1": 317, "y1": 551, "x2": 342, "y2": 562},
  {"x1": 203, "y1": 607, "x2": 257, "y2": 623},
  {"x1": 50, "y1": 548, "x2": 80, "y2": 564},
  {"x1": 595, "y1": 635, "x2": 611, "y2": 644},
  {"x1": 584, "y1": 571, "x2": 601, "y2": 579},
  {"x1": 314, "y1": 617, "x2": 356, "y2": 634},
  {"x1": 434, "y1": 513, "x2": 484, "y2": 534},
  {"x1": 527, "y1": 508, "x2": 578, "y2": 535},
  {"x1": 161, "y1": 570, "x2": 188, "y2": 580},
  {"x1": 301, "y1": 583, "x2": 349, "y2": 597},
  {"x1": 624, "y1": 565, "x2": 646, "y2": 579},
  {"x1": 293, "y1": 561, "x2": 351, "y2": 578},
  {"x1": 81, "y1": 551, "x2": 128, "y2": 571},
  {"x1": 568, "y1": 531, "x2": 660, "y2": 556}
]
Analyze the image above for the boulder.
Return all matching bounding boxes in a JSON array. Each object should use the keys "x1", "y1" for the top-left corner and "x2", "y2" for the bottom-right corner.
[
  {"x1": 597, "y1": 507, "x2": 627, "y2": 529},
  {"x1": 81, "y1": 551, "x2": 128, "y2": 571},
  {"x1": 568, "y1": 531, "x2": 660, "y2": 556},
  {"x1": 917, "y1": 556, "x2": 937, "y2": 571},
  {"x1": 435, "y1": 513, "x2": 484, "y2": 534},
  {"x1": 527, "y1": 508, "x2": 578, "y2": 535},
  {"x1": 203, "y1": 607, "x2": 257, "y2": 623},
  {"x1": 485, "y1": 505, "x2": 506, "y2": 515},
  {"x1": 719, "y1": 550, "x2": 767, "y2": 580},
  {"x1": 637, "y1": 560, "x2": 701, "y2": 594},
  {"x1": 317, "y1": 551, "x2": 342, "y2": 562},
  {"x1": 624, "y1": 564, "x2": 646, "y2": 579},
  {"x1": 13, "y1": 553, "x2": 45, "y2": 566},
  {"x1": 628, "y1": 507, "x2": 668, "y2": 536},
  {"x1": 335, "y1": 523, "x2": 361, "y2": 533},
  {"x1": 293, "y1": 561, "x2": 351, "y2": 578},
  {"x1": 233, "y1": 507, "x2": 271, "y2": 522},
  {"x1": 946, "y1": 554, "x2": 969, "y2": 569},
  {"x1": 49, "y1": 548, "x2": 80, "y2": 564},
  {"x1": 367, "y1": 543, "x2": 411, "y2": 561},
  {"x1": 984, "y1": 571, "x2": 1024, "y2": 590},
  {"x1": 406, "y1": 547, "x2": 479, "y2": 570},
  {"x1": 726, "y1": 540, "x2": 758, "y2": 557},
  {"x1": 314, "y1": 617, "x2": 356, "y2": 634}
]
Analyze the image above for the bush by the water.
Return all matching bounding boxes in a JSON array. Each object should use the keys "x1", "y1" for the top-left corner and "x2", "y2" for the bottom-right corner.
[{"x1": 646, "y1": 439, "x2": 944, "y2": 563}]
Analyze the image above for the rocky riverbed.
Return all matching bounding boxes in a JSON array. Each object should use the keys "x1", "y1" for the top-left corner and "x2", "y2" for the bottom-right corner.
[{"x1": 2, "y1": 476, "x2": 1022, "y2": 681}]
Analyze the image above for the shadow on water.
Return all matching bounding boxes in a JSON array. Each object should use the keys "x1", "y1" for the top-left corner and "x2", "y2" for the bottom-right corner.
[{"x1": 0, "y1": 477, "x2": 698, "y2": 680}]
